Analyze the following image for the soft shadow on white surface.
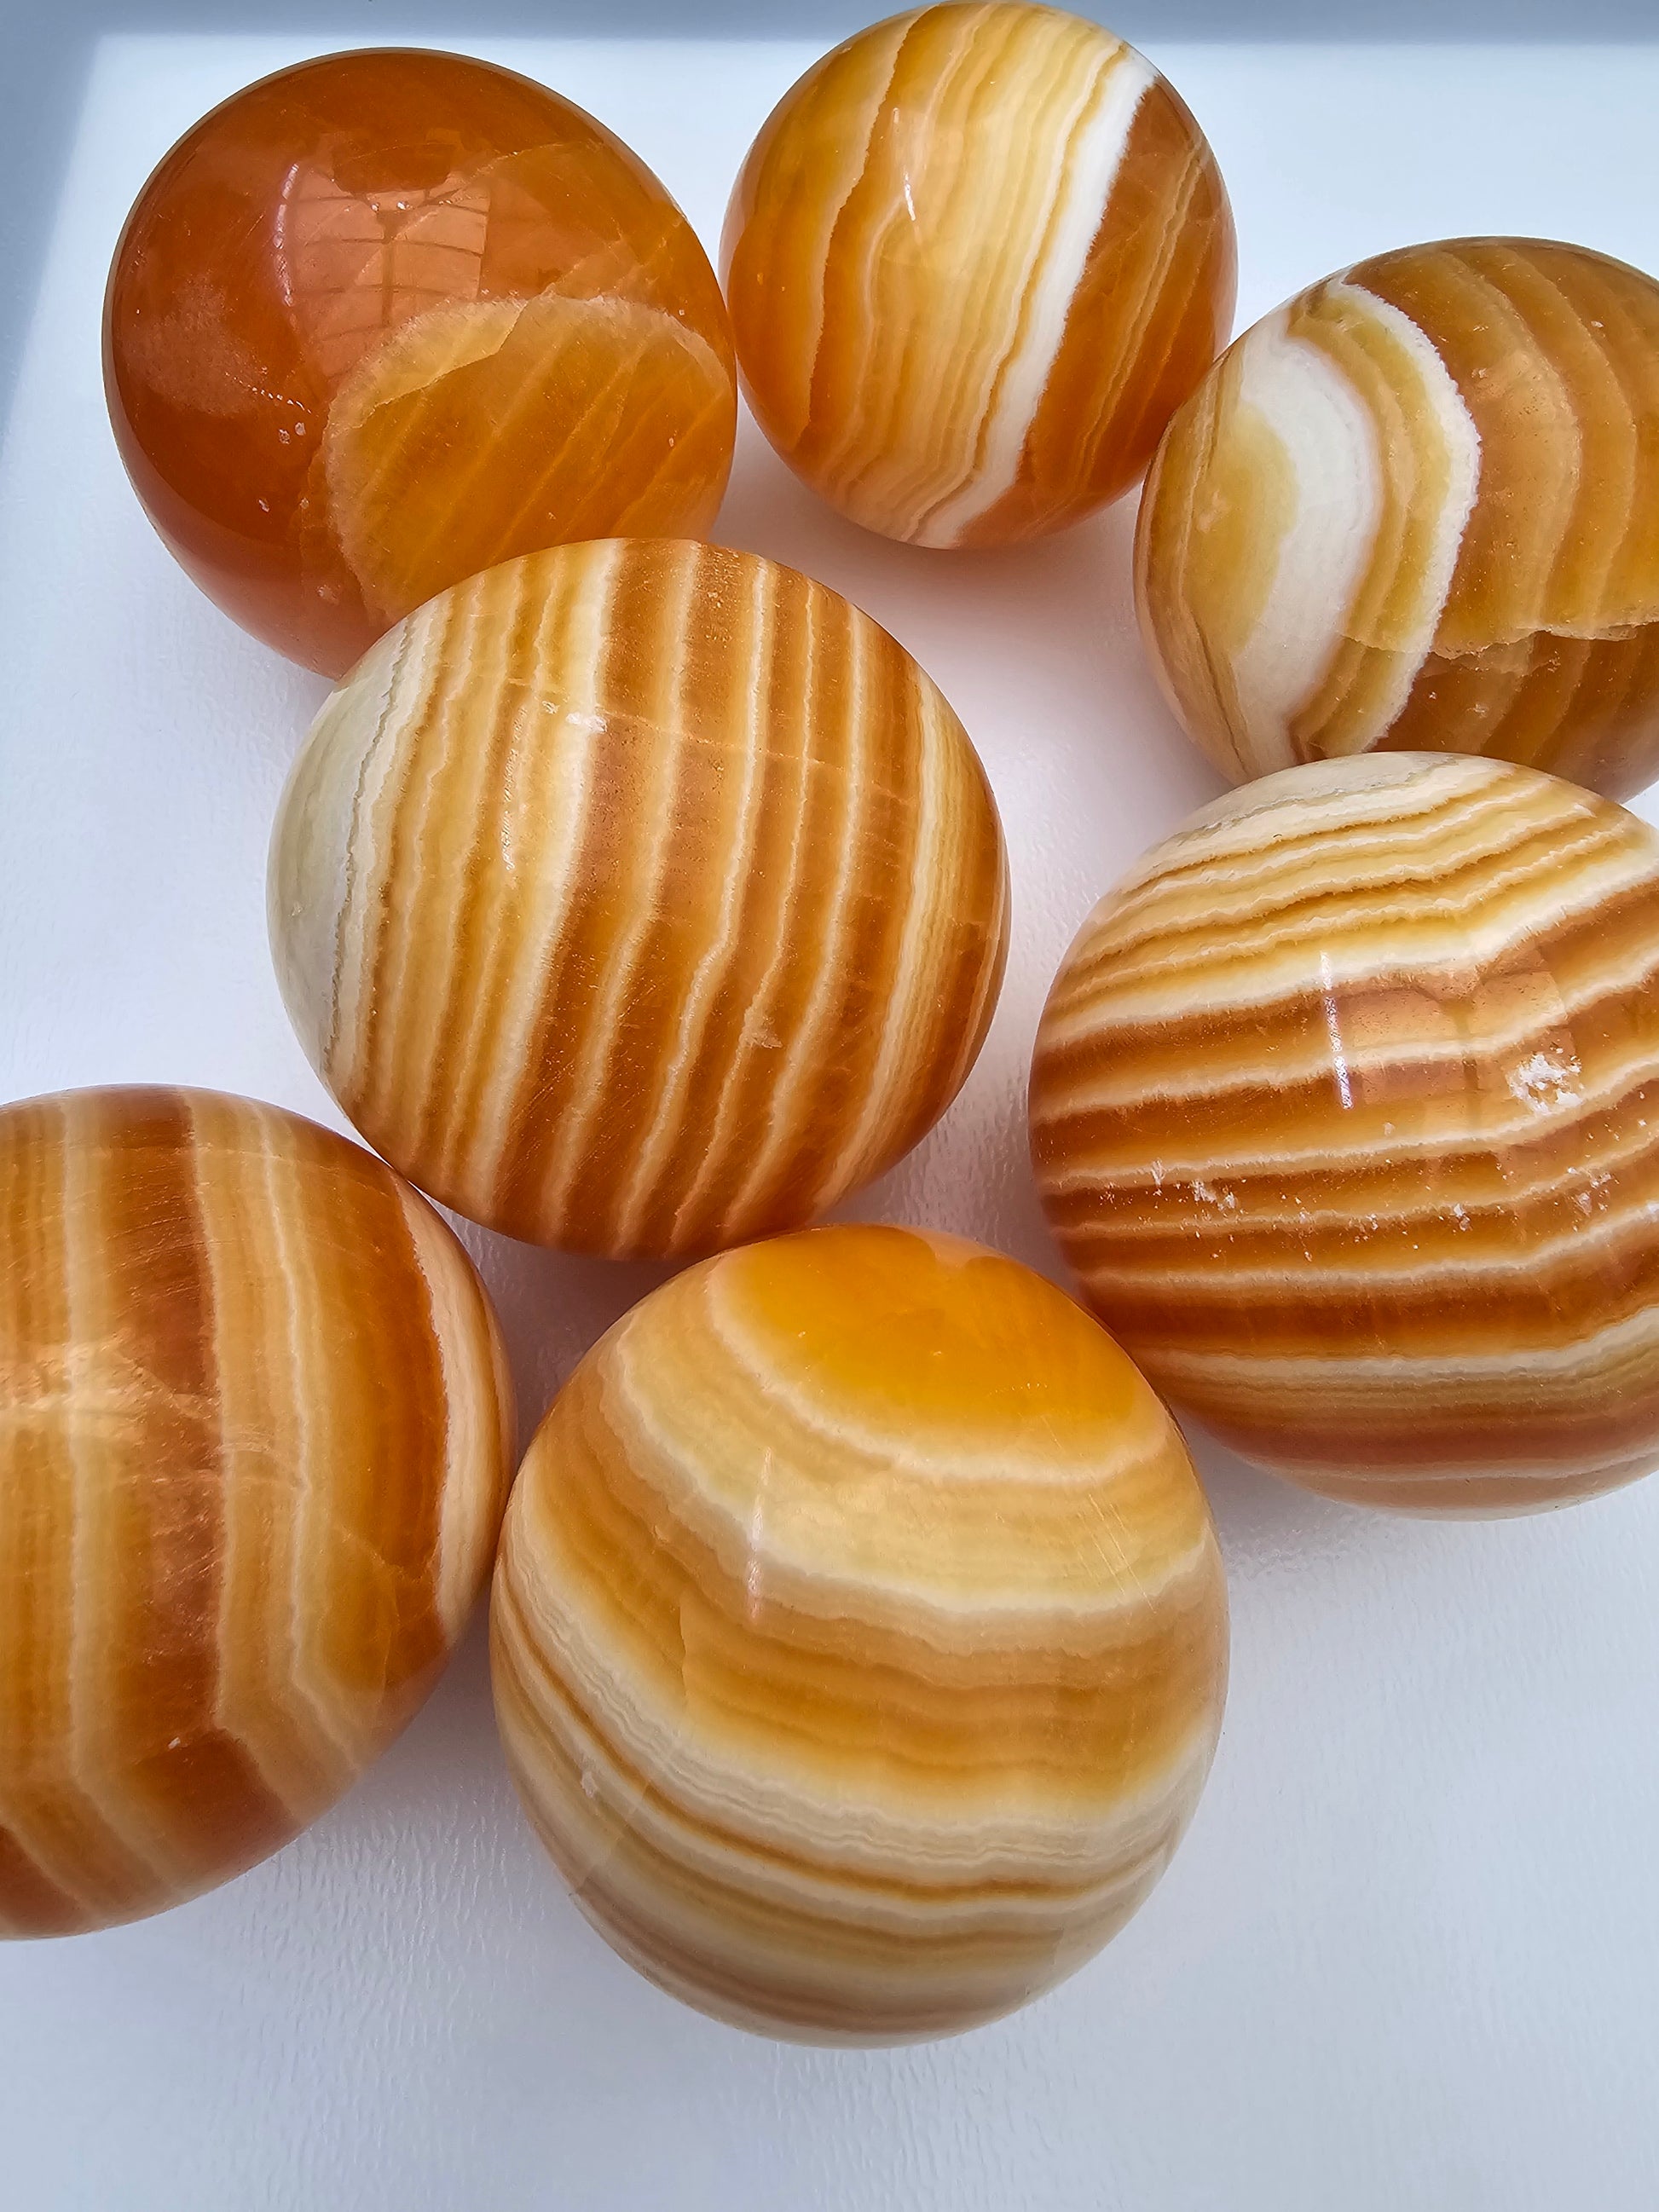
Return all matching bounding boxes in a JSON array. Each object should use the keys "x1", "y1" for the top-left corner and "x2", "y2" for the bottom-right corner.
[{"x1": 3, "y1": 32, "x2": 1659, "y2": 2212}]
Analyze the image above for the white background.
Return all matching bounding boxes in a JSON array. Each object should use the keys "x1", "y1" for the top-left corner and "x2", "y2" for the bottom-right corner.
[{"x1": 3, "y1": 33, "x2": 1659, "y2": 2210}]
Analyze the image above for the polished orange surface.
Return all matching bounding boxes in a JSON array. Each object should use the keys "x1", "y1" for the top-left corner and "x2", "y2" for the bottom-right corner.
[
  {"x1": 0, "y1": 1087, "x2": 514, "y2": 1936},
  {"x1": 492, "y1": 1225, "x2": 1228, "y2": 2042},
  {"x1": 269, "y1": 539, "x2": 1009, "y2": 1261},
  {"x1": 1137, "y1": 237, "x2": 1659, "y2": 800},
  {"x1": 1031, "y1": 754, "x2": 1659, "y2": 1515},
  {"x1": 722, "y1": 3, "x2": 1234, "y2": 547},
  {"x1": 105, "y1": 49, "x2": 737, "y2": 675}
]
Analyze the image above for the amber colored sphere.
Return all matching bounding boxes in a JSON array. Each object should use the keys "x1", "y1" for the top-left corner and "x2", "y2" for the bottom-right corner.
[
  {"x1": 269, "y1": 538, "x2": 1009, "y2": 1261},
  {"x1": 1136, "y1": 237, "x2": 1659, "y2": 801},
  {"x1": 492, "y1": 1224, "x2": 1228, "y2": 2043},
  {"x1": 0, "y1": 1087, "x2": 514, "y2": 1937},
  {"x1": 1030, "y1": 754, "x2": 1659, "y2": 1516},
  {"x1": 104, "y1": 49, "x2": 737, "y2": 677},
  {"x1": 720, "y1": 3, "x2": 1234, "y2": 549}
]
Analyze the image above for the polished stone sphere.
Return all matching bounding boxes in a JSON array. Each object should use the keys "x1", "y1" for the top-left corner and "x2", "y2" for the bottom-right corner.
[
  {"x1": 1032, "y1": 754, "x2": 1659, "y2": 1514},
  {"x1": 1136, "y1": 236, "x2": 1659, "y2": 800},
  {"x1": 0, "y1": 1086, "x2": 513, "y2": 1936},
  {"x1": 105, "y1": 48, "x2": 737, "y2": 675},
  {"x1": 269, "y1": 538, "x2": 1009, "y2": 1260},
  {"x1": 722, "y1": 3, "x2": 1234, "y2": 547},
  {"x1": 492, "y1": 1223, "x2": 1228, "y2": 2042}
]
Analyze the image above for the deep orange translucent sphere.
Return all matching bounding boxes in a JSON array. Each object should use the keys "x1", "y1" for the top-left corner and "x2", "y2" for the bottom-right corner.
[{"x1": 105, "y1": 49, "x2": 737, "y2": 676}]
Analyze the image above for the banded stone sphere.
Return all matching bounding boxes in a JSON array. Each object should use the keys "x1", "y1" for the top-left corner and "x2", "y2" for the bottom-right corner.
[
  {"x1": 0, "y1": 1087, "x2": 514, "y2": 1937},
  {"x1": 1031, "y1": 754, "x2": 1659, "y2": 1515},
  {"x1": 1136, "y1": 237, "x2": 1659, "y2": 800},
  {"x1": 105, "y1": 49, "x2": 736, "y2": 677},
  {"x1": 721, "y1": 3, "x2": 1235, "y2": 548},
  {"x1": 270, "y1": 538, "x2": 1009, "y2": 1262},
  {"x1": 491, "y1": 1224, "x2": 1228, "y2": 2043}
]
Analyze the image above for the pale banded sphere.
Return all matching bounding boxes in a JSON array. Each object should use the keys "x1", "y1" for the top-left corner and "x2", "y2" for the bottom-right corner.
[
  {"x1": 0, "y1": 1088, "x2": 514, "y2": 1937},
  {"x1": 1136, "y1": 237, "x2": 1659, "y2": 800},
  {"x1": 270, "y1": 539, "x2": 1009, "y2": 1261},
  {"x1": 492, "y1": 1225, "x2": 1228, "y2": 2044},
  {"x1": 722, "y1": 3, "x2": 1234, "y2": 546},
  {"x1": 1030, "y1": 754, "x2": 1659, "y2": 1516}
]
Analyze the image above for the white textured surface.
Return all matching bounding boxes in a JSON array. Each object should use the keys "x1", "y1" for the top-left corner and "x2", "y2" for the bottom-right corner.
[{"x1": 3, "y1": 32, "x2": 1659, "y2": 2211}]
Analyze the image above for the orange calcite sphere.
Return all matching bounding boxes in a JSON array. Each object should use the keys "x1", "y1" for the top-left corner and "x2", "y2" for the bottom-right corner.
[
  {"x1": 105, "y1": 49, "x2": 737, "y2": 676},
  {"x1": 0, "y1": 1088, "x2": 514, "y2": 1937},
  {"x1": 269, "y1": 539, "x2": 1009, "y2": 1260},
  {"x1": 1030, "y1": 754, "x2": 1659, "y2": 1516},
  {"x1": 1136, "y1": 237, "x2": 1659, "y2": 800},
  {"x1": 492, "y1": 1225, "x2": 1228, "y2": 2043},
  {"x1": 721, "y1": 3, "x2": 1234, "y2": 548}
]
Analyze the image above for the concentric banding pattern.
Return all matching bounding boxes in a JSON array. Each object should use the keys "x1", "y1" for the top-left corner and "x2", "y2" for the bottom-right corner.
[
  {"x1": 721, "y1": 2, "x2": 1234, "y2": 547},
  {"x1": 491, "y1": 1225, "x2": 1227, "y2": 2043},
  {"x1": 1136, "y1": 237, "x2": 1659, "y2": 800},
  {"x1": 270, "y1": 538, "x2": 1009, "y2": 1261},
  {"x1": 0, "y1": 1087, "x2": 514, "y2": 1937},
  {"x1": 1031, "y1": 754, "x2": 1659, "y2": 1514}
]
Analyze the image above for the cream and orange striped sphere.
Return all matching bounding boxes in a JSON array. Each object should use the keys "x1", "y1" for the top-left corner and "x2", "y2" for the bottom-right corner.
[
  {"x1": 721, "y1": 3, "x2": 1234, "y2": 547},
  {"x1": 1136, "y1": 237, "x2": 1659, "y2": 800},
  {"x1": 1030, "y1": 754, "x2": 1659, "y2": 1515},
  {"x1": 0, "y1": 1087, "x2": 514, "y2": 1937},
  {"x1": 491, "y1": 1224, "x2": 1228, "y2": 2043},
  {"x1": 270, "y1": 538, "x2": 1009, "y2": 1261}
]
